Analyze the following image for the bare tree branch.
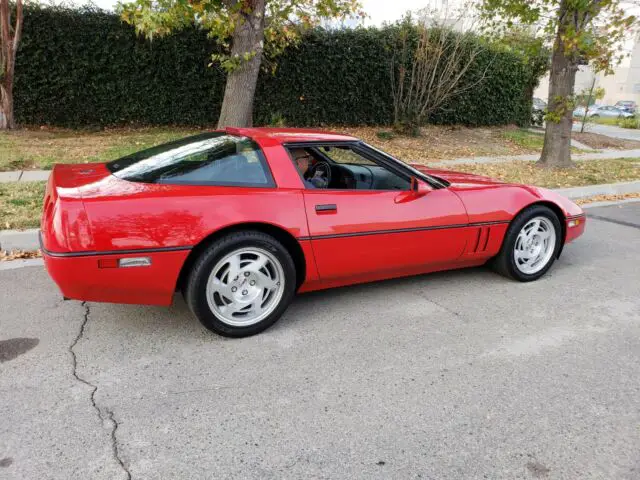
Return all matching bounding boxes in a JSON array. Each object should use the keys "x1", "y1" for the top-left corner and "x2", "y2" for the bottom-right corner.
[{"x1": 392, "y1": 9, "x2": 491, "y2": 133}]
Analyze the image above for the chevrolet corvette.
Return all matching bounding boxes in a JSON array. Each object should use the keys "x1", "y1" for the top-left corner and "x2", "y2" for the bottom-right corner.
[{"x1": 40, "y1": 128, "x2": 586, "y2": 337}]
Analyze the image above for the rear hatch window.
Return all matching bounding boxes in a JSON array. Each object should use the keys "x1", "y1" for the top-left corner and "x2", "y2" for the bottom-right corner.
[{"x1": 107, "y1": 132, "x2": 274, "y2": 187}]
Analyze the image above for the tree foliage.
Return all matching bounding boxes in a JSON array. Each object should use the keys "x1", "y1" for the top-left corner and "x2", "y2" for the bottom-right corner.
[
  {"x1": 119, "y1": 0, "x2": 363, "y2": 72},
  {"x1": 481, "y1": 0, "x2": 634, "y2": 72},
  {"x1": 119, "y1": 0, "x2": 364, "y2": 126},
  {"x1": 480, "y1": 0, "x2": 637, "y2": 167}
]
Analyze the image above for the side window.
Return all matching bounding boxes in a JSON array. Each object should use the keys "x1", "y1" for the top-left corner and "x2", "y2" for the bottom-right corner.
[
  {"x1": 288, "y1": 144, "x2": 411, "y2": 191},
  {"x1": 108, "y1": 133, "x2": 274, "y2": 187},
  {"x1": 321, "y1": 146, "x2": 376, "y2": 166}
]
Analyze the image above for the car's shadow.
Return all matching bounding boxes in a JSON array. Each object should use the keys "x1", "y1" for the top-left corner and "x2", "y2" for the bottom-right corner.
[
  {"x1": 94, "y1": 251, "x2": 584, "y2": 340},
  {"x1": 93, "y1": 264, "x2": 501, "y2": 338}
]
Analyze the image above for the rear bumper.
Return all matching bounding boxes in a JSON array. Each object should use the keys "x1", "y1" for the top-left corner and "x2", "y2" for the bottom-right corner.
[{"x1": 40, "y1": 233, "x2": 190, "y2": 306}]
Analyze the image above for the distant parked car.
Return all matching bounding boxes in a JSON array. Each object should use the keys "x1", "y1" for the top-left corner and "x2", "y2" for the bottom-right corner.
[
  {"x1": 573, "y1": 105, "x2": 634, "y2": 119},
  {"x1": 614, "y1": 100, "x2": 637, "y2": 114},
  {"x1": 532, "y1": 97, "x2": 547, "y2": 126},
  {"x1": 532, "y1": 97, "x2": 547, "y2": 110}
]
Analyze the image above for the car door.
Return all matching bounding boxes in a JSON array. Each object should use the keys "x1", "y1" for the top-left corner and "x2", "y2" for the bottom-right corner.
[
  {"x1": 297, "y1": 145, "x2": 469, "y2": 280},
  {"x1": 602, "y1": 106, "x2": 617, "y2": 118}
]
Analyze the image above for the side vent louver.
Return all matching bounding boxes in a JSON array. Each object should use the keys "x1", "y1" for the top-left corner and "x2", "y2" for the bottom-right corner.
[{"x1": 473, "y1": 227, "x2": 491, "y2": 253}]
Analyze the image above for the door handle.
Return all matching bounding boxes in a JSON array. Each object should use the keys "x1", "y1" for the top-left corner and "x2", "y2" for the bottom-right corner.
[{"x1": 315, "y1": 204, "x2": 337, "y2": 213}]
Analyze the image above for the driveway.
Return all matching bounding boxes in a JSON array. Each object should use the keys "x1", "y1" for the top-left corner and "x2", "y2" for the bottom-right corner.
[
  {"x1": 573, "y1": 122, "x2": 640, "y2": 142},
  {"x1": 1, "y1": 202, "x2": 640, "y2": 479}
]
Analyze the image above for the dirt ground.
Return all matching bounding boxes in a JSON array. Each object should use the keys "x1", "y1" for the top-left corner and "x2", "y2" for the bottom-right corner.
[{"x1": 572, "y1": 132, "x2": 640, "y2": 150}]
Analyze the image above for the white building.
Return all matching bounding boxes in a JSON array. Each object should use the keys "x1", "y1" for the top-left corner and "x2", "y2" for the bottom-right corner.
[{"x1": 535, "y1": 33, "x2": 640, "y2": 106}]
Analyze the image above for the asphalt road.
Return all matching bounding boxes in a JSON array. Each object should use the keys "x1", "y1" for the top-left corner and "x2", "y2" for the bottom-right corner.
[{"x1": 1, "y1": 202, "x2": 640, "y2": 480}]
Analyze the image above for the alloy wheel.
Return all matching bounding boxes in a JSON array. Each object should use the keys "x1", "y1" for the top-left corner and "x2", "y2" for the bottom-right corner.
[
  {"x1": 513, "y1": 216, "x2": 556, "y2": 275},
  {"x1": 205, "y1": 247, "x2": 285, "y2": 327}
]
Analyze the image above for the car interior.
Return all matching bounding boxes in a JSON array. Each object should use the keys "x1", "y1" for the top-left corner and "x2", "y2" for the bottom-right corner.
[{"x1": 288, "y1": 145, "x2": 411, "y2": 191}]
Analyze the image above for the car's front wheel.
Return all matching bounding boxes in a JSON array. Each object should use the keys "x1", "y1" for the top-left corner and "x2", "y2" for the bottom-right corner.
[
  {"x1": 185, "y1": 231, "x2": 297, "y2": 337},
  {"x1": 493, "y1": 205, "x2": 561, "y2": 281}
]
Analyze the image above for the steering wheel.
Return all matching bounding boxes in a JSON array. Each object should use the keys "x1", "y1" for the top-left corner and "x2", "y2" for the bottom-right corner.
[{"x1": 307, "y1": 160, "x2": 332, "y2": 187}]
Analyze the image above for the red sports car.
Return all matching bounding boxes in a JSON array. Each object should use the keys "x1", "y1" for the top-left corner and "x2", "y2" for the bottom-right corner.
[{"x1": 41, "y1": 128, "x2": 586, "y2": 337}]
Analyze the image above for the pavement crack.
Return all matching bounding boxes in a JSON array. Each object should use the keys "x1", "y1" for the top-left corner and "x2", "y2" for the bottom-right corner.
[
  {"x1": 69, "y1": 302, "x2": 98, "y2": 405},
  {"x1": 69, "y1": 302, "x2": 131, "y2": 480},
  {"x1": 420, "y1": 294, "x2": 464, "y2": 319},
  {"x1": 106, "y1": 408, "x2": 132, "y2": 480}
]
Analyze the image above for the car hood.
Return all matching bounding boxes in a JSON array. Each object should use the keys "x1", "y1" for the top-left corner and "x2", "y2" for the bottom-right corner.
[
  {"x1": 410, "y1": 163, "x2": 584, "y2": 219},
  {"x1": 410, "y1": 164, "x2": 508, "y2": 189}
]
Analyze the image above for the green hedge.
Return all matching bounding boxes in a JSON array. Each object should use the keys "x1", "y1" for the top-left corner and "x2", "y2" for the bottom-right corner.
[{"x1": 15, "y1": 5, "x2": 541, "y2": 127}]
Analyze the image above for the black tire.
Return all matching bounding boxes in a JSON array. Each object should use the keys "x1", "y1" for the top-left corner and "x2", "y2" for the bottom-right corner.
[
  {"x1": 492, "y1": 205, "x2": 562, "y2": 282},
  {"x1": 185, "y1": 231, "x2": 297, "y2": 337}
]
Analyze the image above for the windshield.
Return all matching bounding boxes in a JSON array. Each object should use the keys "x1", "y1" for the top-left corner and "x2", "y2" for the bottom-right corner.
[{"x1": 362, "y1": 142, "x2": 449, "y2": 188}]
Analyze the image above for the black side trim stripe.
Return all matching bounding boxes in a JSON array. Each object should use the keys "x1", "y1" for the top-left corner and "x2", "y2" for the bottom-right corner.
[
  {"x1": 297, "y1": 220, "x2": 509, "y2": 241},
  {"x1": 568, "y1": 213, "x2": 586, "y2": 220},
  {"x1": 39, "y1": 232, "x2": 192, "y2": 258}
]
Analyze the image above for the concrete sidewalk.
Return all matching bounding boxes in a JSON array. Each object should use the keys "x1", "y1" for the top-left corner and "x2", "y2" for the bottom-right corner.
[
  {"x1": 429, "y1": 148, "x2": 640, "y2": 167},
  {"x1": 0, "y1": 170, "x2": 51, "y2": 183},
  {"x1": 2, "y1": 148, "x2": 640, "y2": 184}
]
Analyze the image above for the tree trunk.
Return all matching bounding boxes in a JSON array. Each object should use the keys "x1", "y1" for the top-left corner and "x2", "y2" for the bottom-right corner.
[
  {"x1": 0, "y1": 0, "x2": 22, "y2": 130},
  {"x1": 0, "y1": 81, "x2": 14, "y2": 129},
  {"x1": 538, "y1": 1, "x2": 577, "y2": 168},
  {"x1": 217, "y1": 0, "x2": 266, "y2": 128}
]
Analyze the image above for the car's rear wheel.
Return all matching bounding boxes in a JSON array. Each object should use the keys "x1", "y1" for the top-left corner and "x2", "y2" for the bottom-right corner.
[
  {"x1": 185, "y1": 231, "x2": 296, "y2": 337},
  {"x1": 493, "y1": 205, "x2": 561, "y2": 282}
]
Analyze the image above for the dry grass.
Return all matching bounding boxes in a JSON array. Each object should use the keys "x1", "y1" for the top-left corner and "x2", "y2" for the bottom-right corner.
[
  {"x1": 575, "y1": 192, "x2": 640, "y2": 205},
  {"x1": 0, "y1": 126, "x2": 203, "y2": 171},
  {"x1": 338, "y1": 125, "x2": 544, "y2": 162},
  {"x1": 572, "y1": 132, "x2": 640, "y2": 150},
  {"x1": 0, "y1": 181, "x2": 46, "y2": 229},
  {"x1": 0, "y1": 125, "x2": 586, "y2": 172},
  {"x1": 0, "y1": 249, "x2": 42, "y2": 261},
  {"x1": 450, "y1": 158, "x2": 640, "y2": 188}
]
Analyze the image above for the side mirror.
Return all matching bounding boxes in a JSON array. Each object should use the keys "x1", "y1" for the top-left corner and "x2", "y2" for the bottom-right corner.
[
  {"x1": 396, "y1": 176, "x2": 432, "y2": 203},
  {"x1": 410, "y1": 176, "x2": 431, "y2": 197}
]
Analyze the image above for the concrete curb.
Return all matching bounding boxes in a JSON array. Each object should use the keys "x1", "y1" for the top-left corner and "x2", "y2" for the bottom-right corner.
[
  {"x1": 581, "y1": 198, "x2": 640, "y2": 209},
  {"x1": 0, "y1": 229, "x2": 40, "y2": 251},
  {"x1": 554, "y1": 180, "x2": 640, "y2": 199},
  {"x1": 1, "y1": 181, "x2": 639, "y2": 252},
  {"x1": 0, "y1": 258, "x2": 44, "y2": 270}
]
